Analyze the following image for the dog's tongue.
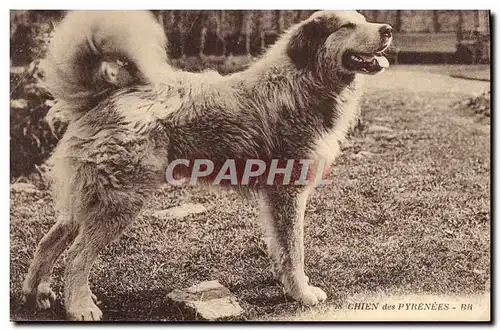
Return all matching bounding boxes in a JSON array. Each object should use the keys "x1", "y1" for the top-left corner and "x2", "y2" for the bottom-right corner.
[{"x1": 359, "y1": 54, "x2": 390, "y2": 68}]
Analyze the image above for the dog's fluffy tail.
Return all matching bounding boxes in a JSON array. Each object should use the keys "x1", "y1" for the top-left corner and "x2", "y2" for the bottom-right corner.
[{"x1": 43, "y1": 10, "x2": 173, "y2": 125}]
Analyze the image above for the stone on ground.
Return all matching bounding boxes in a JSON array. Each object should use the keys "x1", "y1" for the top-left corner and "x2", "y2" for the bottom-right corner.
[
  {"x1": 166, "y1": 280, "x2": 243, "y2": 320},
  {"x1": 352, "y1": 151, "x2": 376, "y2": 159},
  {"x1": 148, "y1": 203, "x2": 207, "y2": 220},
  {"x1": 366, "y1": 124, "x2": 394, "y2": 133}
]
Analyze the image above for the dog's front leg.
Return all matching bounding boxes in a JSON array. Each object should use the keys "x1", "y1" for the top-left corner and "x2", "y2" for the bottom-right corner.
[{"x1": 260, "y1": 186, "x2": 327, "y2": 305}]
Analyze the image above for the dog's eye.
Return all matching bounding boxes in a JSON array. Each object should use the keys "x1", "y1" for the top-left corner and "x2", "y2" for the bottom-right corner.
[
  {"x1": 339, "y1": 23, "x2": 355, "y2": 29},
  {"x1": 116, "y1": 58, "x2": 129, "y2": 67}
]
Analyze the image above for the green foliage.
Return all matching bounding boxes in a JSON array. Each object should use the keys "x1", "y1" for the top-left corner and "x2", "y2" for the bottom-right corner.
[
  {"x1": 10, "y1": 60, "x2": 58, "y2": 179},
  {"x1": 10, "y1": 13, "x2": 59, "y2": 179}
]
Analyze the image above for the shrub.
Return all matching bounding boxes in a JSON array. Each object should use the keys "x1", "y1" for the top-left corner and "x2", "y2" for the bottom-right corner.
[{"x1": 10, "y1": 60, "x2": 58, "y2": 179}]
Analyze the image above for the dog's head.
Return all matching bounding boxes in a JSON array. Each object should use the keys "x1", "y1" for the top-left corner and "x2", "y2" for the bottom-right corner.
[{"x1": 287, "y1": 11, "x2": 392, "y2": 76}]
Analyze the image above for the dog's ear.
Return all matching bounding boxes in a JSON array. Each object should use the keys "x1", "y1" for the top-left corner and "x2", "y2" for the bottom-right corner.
[{"x1": 287, "y1": 16, "x2": 332, "y2": 69}]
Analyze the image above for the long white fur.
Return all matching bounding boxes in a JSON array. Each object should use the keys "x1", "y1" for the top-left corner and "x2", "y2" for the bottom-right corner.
[{"x1": 43, "y1": 11, "x2": 173, "y2": 126}]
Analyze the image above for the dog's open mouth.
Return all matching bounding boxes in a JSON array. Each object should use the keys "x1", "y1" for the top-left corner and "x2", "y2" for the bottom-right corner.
[{"x1": 342, "y1": 51, "x2": 390, "y2": 74}]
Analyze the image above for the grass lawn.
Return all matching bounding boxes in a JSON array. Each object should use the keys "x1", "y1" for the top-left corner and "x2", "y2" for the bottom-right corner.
[{"x1": 10, "y1": 67, "x2": 490, "y2": 321}]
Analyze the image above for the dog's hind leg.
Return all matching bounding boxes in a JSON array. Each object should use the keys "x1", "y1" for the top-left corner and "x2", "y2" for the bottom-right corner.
[
  {"x1": 63, "y1": 189, "x2": 144, "y2": 321},
  {"x1": 260, "y1": 186, "x2": 327, "y2": 305},
  {"x1": 22, "y1": 214, "x2": 77, "y2": 310}
]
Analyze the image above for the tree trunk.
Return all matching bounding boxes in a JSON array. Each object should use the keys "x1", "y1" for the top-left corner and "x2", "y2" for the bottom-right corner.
[
  {"x1": 200, "y1": 26, "x2": 207, "y2": 56},
  {"x1": 274, "y1": 10, "x2": 283, "y2": 33},
  {"x1": 457, "y1": 10, "x2": 464, "y2": 40},
  {"x1": 216, "y1": 10, "x2": 226, "y2": 56},
  {"x1": 432, "y1": 10, "x2": 440, "y2": 33},
  {"x1": 245, "y1": 11, "x2": 253, "y2": 56},
  {"x1": 395, "y1": 10, "x2": 402, "y2": 32},
  {"x1": 294, "y1": 10, "x2": 302, "y2": 23}
]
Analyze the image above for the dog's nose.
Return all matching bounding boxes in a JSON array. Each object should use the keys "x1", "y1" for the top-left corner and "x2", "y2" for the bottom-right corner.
[{"x1": 380, "y1": 25, "x2": 393, "y2": 39}]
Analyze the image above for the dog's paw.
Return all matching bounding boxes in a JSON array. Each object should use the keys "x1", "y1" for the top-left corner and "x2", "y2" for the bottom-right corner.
[
  {"x1": 308, "y1": 285, "x2": 327, "y2": 302},
  {"x1": 66, "y1": 299, "x2": 103, "y2": 321},
  {"x1": 22, "y1": 282, "x2": 57, "y2": 310},
  {"x1": 287, "y1": 285, "x2": 327, "y2": 306}
]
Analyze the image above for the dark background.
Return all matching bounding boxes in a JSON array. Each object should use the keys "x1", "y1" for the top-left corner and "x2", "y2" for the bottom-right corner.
[{"x1": 10, "y1": 10, "x2": 490, "y2": 63}]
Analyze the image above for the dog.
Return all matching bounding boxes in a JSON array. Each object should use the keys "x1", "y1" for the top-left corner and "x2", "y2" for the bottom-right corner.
[{"x1": 23, "y1": 10, "x2": 392, "y2": 321}]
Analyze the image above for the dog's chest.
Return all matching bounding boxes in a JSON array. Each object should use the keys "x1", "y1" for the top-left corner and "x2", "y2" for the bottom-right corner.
[{"x1": 309, "y1": 87, "x2": 361, "y2": 168}]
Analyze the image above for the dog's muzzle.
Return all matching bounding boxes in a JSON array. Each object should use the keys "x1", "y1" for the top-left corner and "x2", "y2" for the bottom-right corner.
[
  {"x1": 342, "y1": 51, "x2": 390, "y2": 74},
  {"x1": 342, "y1": 24, "x2": 393, "y2": 75}
]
